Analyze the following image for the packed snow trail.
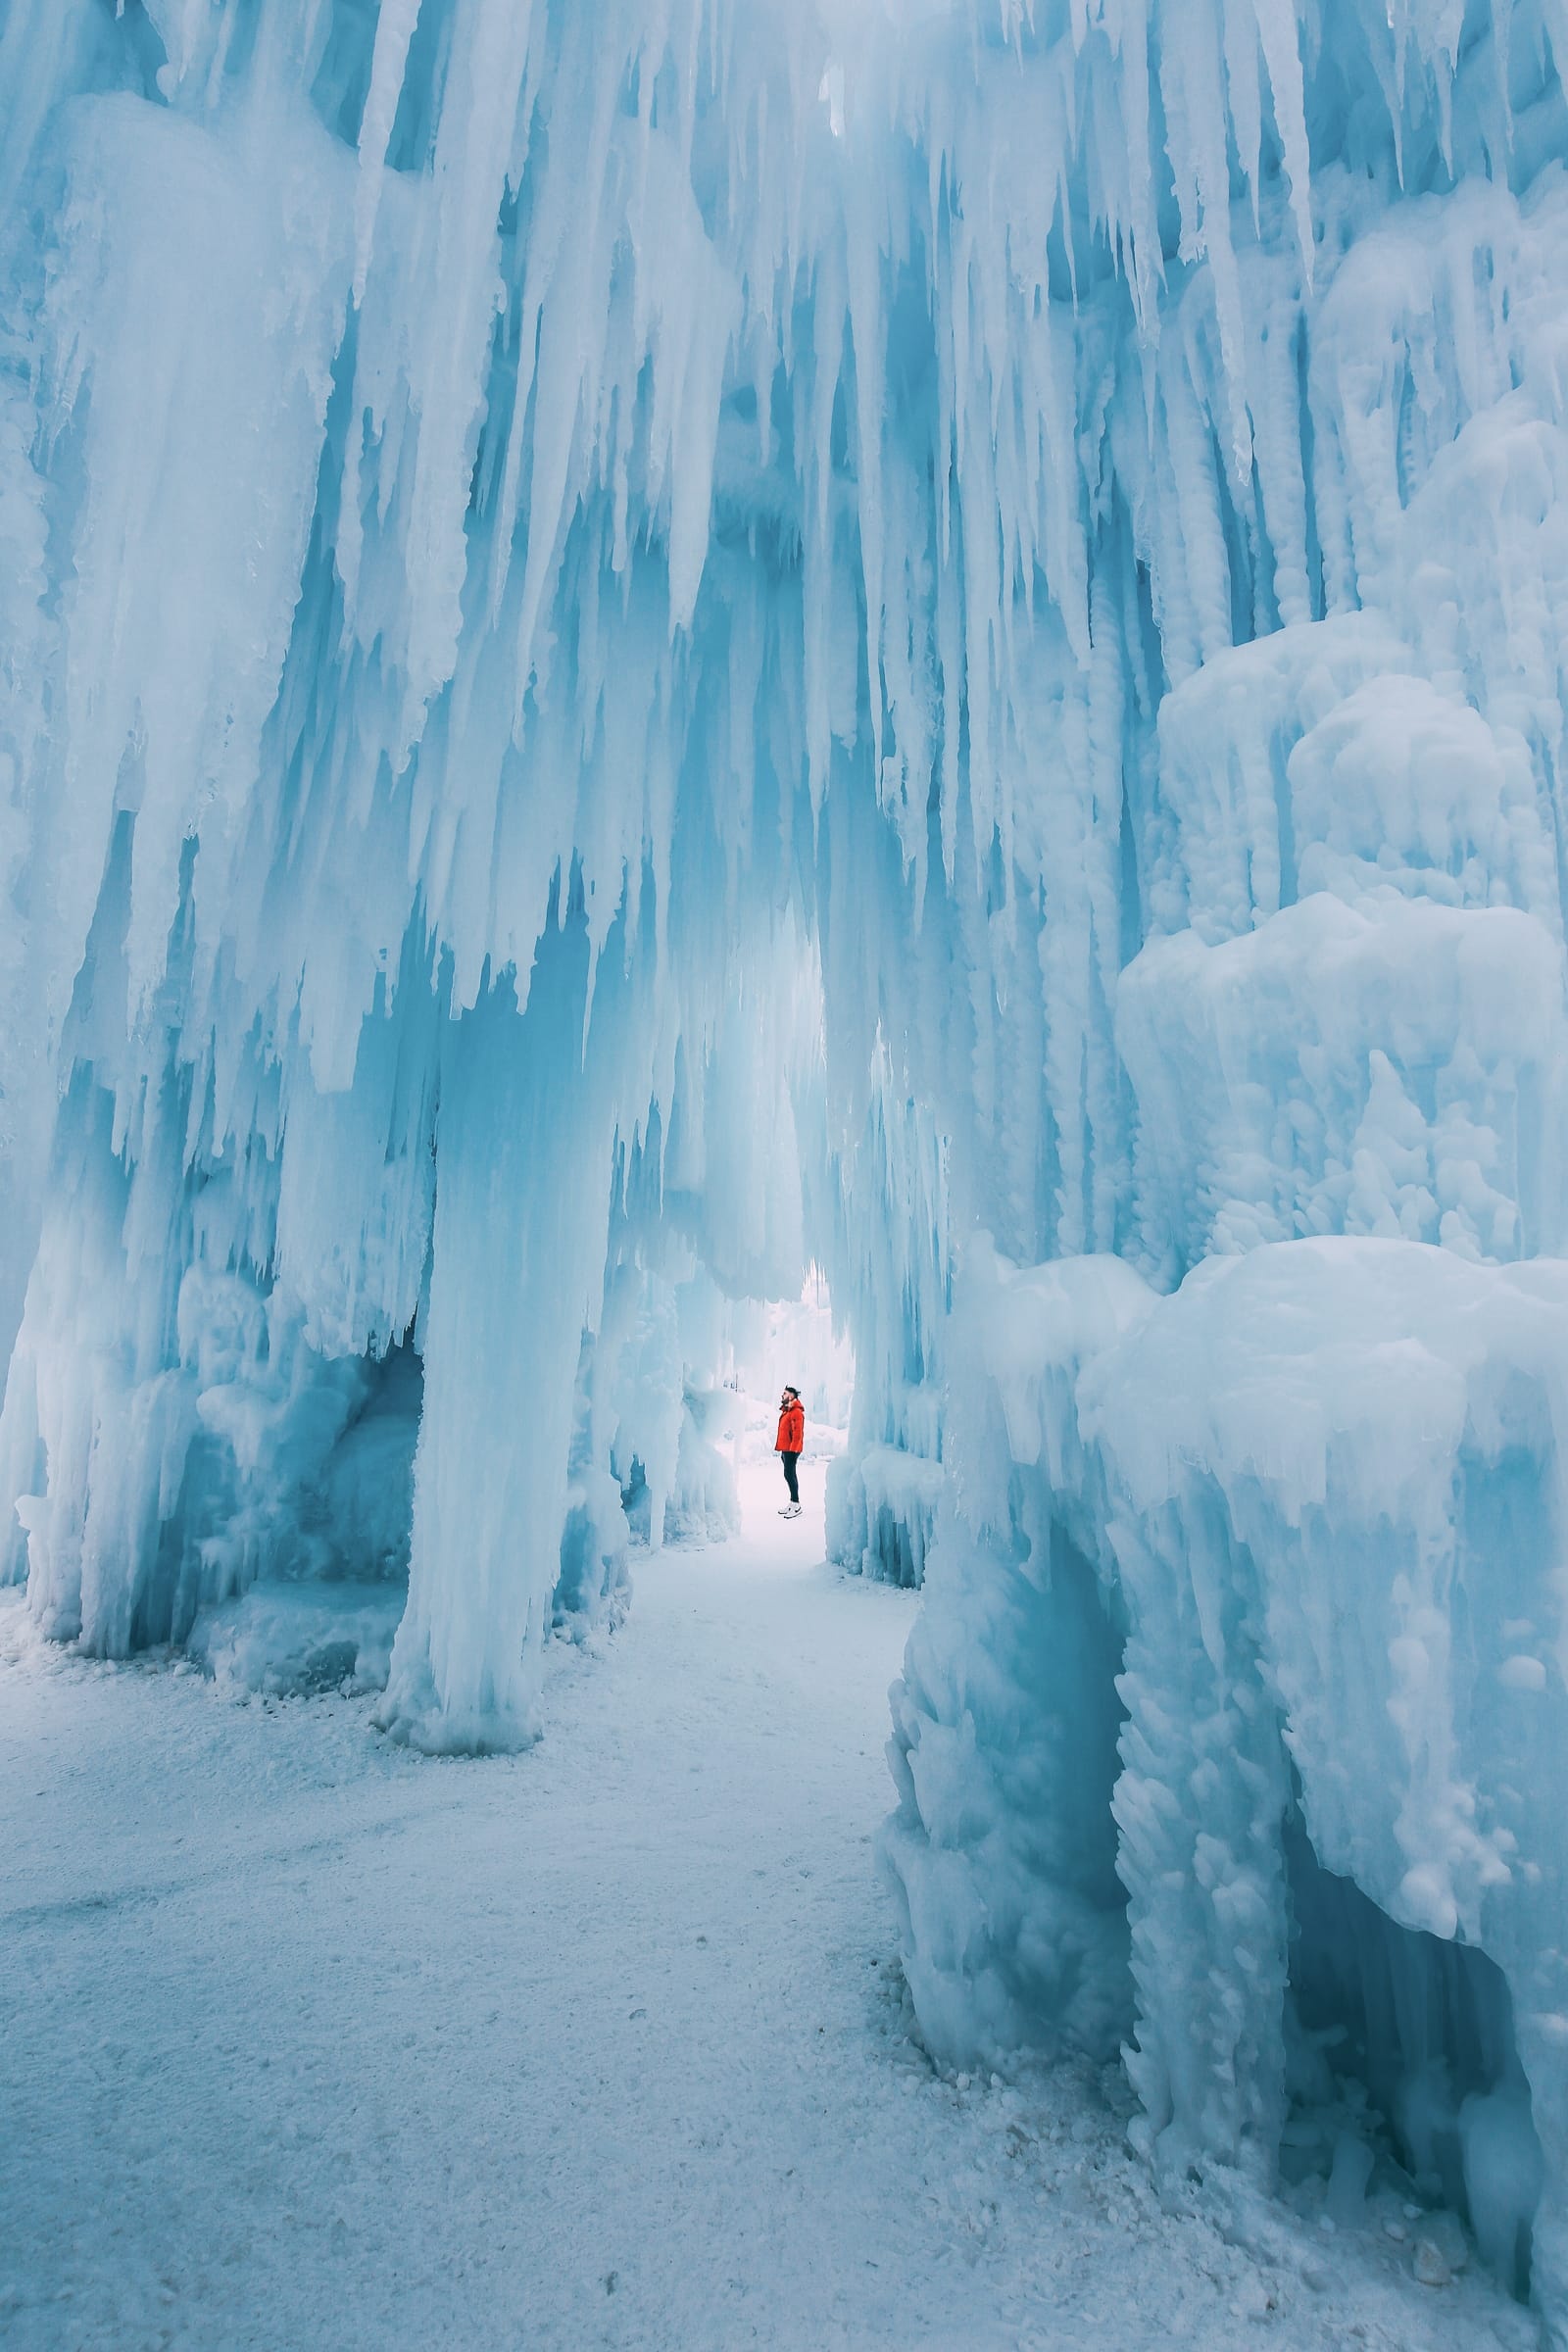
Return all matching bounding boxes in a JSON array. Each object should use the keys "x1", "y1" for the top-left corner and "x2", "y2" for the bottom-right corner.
[{"x1": 0, "y1": 1466, "x2": 1530, "y2": 2350}]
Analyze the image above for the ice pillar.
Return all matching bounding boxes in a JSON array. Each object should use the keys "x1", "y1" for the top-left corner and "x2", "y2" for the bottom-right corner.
[{"x1": 377, "y1": 924, "x2": 619, "y2": 1752}]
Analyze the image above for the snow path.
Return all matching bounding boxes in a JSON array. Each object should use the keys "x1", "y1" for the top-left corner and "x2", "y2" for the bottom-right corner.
[{"x1": 0, "y1": 1464, "x2": 1531, "y2": 2351}]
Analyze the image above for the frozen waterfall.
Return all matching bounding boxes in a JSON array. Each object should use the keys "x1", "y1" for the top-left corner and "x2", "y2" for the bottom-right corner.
[{"x1": 4, "y1": 0, "x2": 1568, "y2": 2333}]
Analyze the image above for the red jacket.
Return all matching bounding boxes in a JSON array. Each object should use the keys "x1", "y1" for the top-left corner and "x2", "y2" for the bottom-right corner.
[{"x1": 775, "y1": 1399, "x2": 805, "y2": 1453}]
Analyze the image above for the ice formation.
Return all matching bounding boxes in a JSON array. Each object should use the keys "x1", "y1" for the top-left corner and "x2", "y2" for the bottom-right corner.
[{"x1": 5, "y1": 0, "x2": 1568, "y2": 2332}]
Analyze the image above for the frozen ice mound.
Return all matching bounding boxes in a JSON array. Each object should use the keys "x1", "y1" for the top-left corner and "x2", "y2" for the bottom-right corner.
[
  {"x1": 1121, "y1": 896, "x2": 1568, "y2": 1265},
  {"x1": 887, "y1": 1232, "x2": 1568, "y2": 2322},
  {"x1": 187, "y1": 1580, "x2": 404, "y2": 1697},
  {"x1": 829, "y1": 1444, "x2": 945, "y2": 1587}
]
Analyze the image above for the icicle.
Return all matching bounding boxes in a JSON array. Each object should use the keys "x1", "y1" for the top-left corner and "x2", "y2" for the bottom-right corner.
[
  {"x1": 353, "y1": 0, "x2": 422, "y2": 306},
  {"x1": 1252, "y1": 0, "x2": 1314, "y2": 287}
]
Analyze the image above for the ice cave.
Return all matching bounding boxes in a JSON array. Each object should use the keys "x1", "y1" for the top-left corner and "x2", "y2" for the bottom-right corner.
[{"x1": 4, "y1": 0, "x2": 1568, "y2": 2341}]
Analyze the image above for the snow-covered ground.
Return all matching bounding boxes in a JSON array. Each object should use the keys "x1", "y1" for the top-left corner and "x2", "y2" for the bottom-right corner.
[{"x1": 0, "y1": 1461, "x2": 1532, "y2": 2351}]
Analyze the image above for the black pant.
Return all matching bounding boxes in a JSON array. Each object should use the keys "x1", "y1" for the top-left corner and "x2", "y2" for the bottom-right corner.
[{"x1": 780, "y1": 1451, "x2": 800, "y2": 1503}]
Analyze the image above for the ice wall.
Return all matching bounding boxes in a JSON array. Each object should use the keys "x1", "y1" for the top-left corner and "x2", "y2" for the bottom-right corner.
[
  {"x1": 890, "y1": 1234, "x2": 1568, "y2": 2315},
  {"x1": 860, "y1": 4, "x2": 1568, "y2": 2323},
  {"x1": 6, "y1": 0, "x2": 1568, "y2": 2328}
]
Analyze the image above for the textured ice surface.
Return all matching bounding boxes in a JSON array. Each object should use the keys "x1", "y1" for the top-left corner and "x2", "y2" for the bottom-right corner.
[{"x1": 5, "y1": 0, "x2": 1568, "y2": 2333}]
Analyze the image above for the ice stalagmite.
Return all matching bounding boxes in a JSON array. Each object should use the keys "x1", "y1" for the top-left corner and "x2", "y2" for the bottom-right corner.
[{"x1": 6, "y1": 0, "x2": 1568, "y2": 2332}]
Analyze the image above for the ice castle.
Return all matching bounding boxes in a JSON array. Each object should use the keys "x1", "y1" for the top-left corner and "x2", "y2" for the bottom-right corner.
[{"x1": 3, "y1": 0, "x2": 1567, "y2": 2329}]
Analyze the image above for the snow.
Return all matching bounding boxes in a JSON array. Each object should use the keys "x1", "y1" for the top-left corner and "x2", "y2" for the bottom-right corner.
[{"x1": 0, "y1": 1464, "x2": 1535, "y2": 2352}]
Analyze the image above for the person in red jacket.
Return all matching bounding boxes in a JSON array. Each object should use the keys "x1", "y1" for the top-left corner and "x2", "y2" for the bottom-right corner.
[{"x1": 775, "y1": 1386, "x2": 805, "y2": 1518}]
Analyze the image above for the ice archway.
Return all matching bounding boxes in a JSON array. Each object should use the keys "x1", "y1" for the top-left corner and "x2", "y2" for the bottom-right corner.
[{"x1": 6, "y1": 0, "x2": 1568, "y2": 2333}]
